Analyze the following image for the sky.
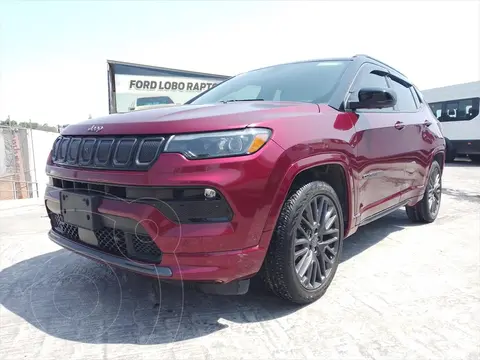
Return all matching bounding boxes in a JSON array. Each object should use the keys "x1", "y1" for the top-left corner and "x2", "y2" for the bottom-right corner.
[{"x1": 0, "y1": 0, "x2": 479, "y2": 126}]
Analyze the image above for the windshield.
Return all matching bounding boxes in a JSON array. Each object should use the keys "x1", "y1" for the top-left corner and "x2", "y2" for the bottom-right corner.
[
  {"x1": 189, "y1": 60, "x2": 349, "y2": 105},
  {"x1": 136, "y1": 96, "x2": 174, "y2": 106}
]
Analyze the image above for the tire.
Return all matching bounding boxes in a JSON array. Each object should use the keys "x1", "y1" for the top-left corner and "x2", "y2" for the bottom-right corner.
[
  {"x1": 405, "y1": 160, "x2": 442, "y2": 223},
  {"x1": 260, "y1": 181, "x2": 344, "y2": 305},
  {"x1": 445, "y1": 139, "x2": 456, "y2": 163},
  {"x1": 469, "y1": 155, "x2": 480, "y2": 163}
]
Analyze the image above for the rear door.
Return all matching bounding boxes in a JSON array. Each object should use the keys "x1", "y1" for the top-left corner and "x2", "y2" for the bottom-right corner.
[
  {"x1": 348, "y1": 64, "x2": 410, "y2": 223},
  {"x1": 386, "y1": 75, "x2": 428, "y2": 200}
]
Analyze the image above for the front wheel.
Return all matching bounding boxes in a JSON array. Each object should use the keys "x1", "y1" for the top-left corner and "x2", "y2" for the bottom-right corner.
[
  {"x1": 406, "y1": 160, "x2": 442, "y2": 223},
  {"x1": 260, "y1": 181, "x2": 344, "y2": 304}
]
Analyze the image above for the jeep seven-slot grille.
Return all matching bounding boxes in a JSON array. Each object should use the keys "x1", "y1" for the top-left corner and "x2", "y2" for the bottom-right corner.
[
  {"x1": 49, "y1": 212, "x2": 162, "y2": 262},
  {"x1": 51, "y1": 136, "x2": 165, "y2": 170}
]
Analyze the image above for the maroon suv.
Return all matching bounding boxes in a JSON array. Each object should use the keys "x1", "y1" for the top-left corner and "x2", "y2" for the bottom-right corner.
[{"x1": 45, "y1": 55, "x2": 445, "y2": 304}]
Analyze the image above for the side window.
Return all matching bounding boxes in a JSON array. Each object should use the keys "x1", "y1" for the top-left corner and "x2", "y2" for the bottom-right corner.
[
  {"x1": 388, "y1": 77, "x2": 418, "y2": 111},
  {"x1": 413, "y1": 87, "x2": 423, "y2": 104},
  {"x1": 429, "y1": 102, "x2": 443, "y2": 119},
  {"x1": 411, "y1": 87, "x2": 423, "y2": 107},
  {"x1": 445, "y1": 101, "x2": 458, "y2": 120},
  {"x1": 458, "y1": 98, "x2": 479, "y2": 120},
  {"x1": 439, "y1": 98, "x2": 480, "y2": 121},
  {"x1": 354, "y1": 70, "x2": 393, "y2": 111}
]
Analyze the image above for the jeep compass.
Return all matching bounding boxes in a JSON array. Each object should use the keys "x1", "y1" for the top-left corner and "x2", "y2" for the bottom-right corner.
[{"x1": 44, "y1": 55, "x2": 445, "y2": 304}]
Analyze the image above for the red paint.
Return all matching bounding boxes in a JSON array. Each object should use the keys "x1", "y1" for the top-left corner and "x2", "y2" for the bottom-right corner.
[{"x1": 45, "y1": 75, "x2": 445, "y2": 285}]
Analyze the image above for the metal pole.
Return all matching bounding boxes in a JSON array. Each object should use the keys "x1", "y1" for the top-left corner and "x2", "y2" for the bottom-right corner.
[
  {"x1": 29, "y1": 119, "x2": 39, "y2": 198},
  {"x1": 10, "y1": 120, "x2": 19, "y2": 199},
  {"x1": 12, "y1": 179, "x2": 17, "y2": 200}
]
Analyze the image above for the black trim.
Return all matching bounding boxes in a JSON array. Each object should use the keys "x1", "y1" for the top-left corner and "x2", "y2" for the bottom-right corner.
[
  {"x1": 46, "y1": 181, "x2": 234, "y2": 224},
  {"x1": 450, "y1": 139, "x2": 480, "y2": 156},
  {"x1": 46, "y1": 197, "x2": 148, "y2": 233},
  {"x1": 51, "y1": 135, "x2": 166, "y2": 171},
  {"x1": 48, "y1": 230, "x2": 172, "y2": 277},
  {"x1": 358, "y1": 199, "x2": 410, "y2": 227},
  {"x1": 197, "y1": 279, "x2": 250, "y2": 295},
  {"x1": 112, "y1": 137, "x2": 138, "y2": 167}
]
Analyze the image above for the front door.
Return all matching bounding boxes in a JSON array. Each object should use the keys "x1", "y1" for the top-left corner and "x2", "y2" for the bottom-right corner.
[{"x1": 348, "y1": 65, "x2": 410, "y2": 223}]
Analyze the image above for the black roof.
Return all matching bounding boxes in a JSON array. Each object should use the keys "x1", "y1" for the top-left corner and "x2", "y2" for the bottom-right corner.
[
  {"x1": 237, "y1": 54, "x2": 407, "y2": 80},
  {"x1": 352, "y1": 54, "x2": 406, "y2": 78}
]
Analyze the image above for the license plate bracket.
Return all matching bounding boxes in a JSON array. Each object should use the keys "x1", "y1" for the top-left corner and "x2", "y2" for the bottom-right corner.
[{"x1": 60, "y1": 191, "x2": 101, "y2": 231}]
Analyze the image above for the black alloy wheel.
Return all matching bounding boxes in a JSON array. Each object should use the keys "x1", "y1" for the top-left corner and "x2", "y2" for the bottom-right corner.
[{"x1": 293, "y1": 194, "x2": 340, "y2": 290}]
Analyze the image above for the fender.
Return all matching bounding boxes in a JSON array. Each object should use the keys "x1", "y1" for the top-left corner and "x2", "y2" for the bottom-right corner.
[
  {"x1": 260, "y1": 152, "x2": 357, "y2": 248},
  {"x1": 404, "y1": 144, "x2": 445, "y2": 208},
  {"x1": 427, "y1": 144, "x2": 446, "y2": 178}
]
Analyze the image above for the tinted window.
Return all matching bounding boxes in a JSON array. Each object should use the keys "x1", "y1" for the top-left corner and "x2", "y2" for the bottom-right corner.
[
  {"x1": 359, "y1": 71, "x2": 388, "y2": 88},
  {"x1": 136, "y1": 96, "x2": 174, "y2": 106},
  {"x1": 430, "y1": 102, "x2": 443, "y2": 119},
  {"x1": 412, "y1": 87, "x2": 423, "y2": 106},
  {"x1": 389, "y1": 78, "x2": 417, "y2": 111},
  {"x1": 429, "y1": 98, "x2": 479, "y2": 122},
  {"x1": 189, "y1": 60, "x2": 350, "y2": 105}
]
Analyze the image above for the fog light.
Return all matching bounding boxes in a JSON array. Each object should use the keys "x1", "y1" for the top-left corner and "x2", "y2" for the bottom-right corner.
[{"x1": 204, "y1": 188, "x2": 216, "y2": 199}]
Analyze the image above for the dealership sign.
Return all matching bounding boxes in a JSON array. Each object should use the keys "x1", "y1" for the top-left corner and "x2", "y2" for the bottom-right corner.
[
  {"x1": 107, "y1": 60, "x2": 229, "y2": 114},
  {"x1": 113, "y1": 74, "x2": 224, "y2": 112},
  {"x1": 128, "y1": 78, "x2": 218, "y2": 92},
  {"x1": 116, "y1": 74, "x2": 221, "y2": 94}
]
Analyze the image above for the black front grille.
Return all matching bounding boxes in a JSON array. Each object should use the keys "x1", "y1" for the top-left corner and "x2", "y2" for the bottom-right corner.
[
  {"x1": 95, "y1": 227, "x2": 128, "y2": 256},
  {"x1": 51, "y1": 213, "x2": 80, "y2": 241},
  {"x1": 49, "y1": 212, "x2": 162, "y2": 263},
  {"x1": 51, "y1": 136, "x2": 165, "y2": 170},
  {"x1": 48, "y1": 178, "x2": 233, "y2": 224}
]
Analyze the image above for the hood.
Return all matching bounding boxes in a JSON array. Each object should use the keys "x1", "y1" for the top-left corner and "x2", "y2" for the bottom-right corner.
[{"x1": 62, "y1": 101, "x2": 320, "y2": 136}]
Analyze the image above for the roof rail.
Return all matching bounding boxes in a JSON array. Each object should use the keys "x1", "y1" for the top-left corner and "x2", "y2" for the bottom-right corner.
[{"x1": 353, "y1": 54, "x2": 406, "y2": 77}]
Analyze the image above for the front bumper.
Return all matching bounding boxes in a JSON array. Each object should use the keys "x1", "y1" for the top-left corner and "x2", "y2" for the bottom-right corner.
[
  {"x1": 45, "y1": 187, "x2": 271, "y2": 283},
  {"x1": 44, "y1": 141, "x2": 285, "y2": 283},
  {"x1": 48, "y1": 228, "x2": 270, "y2": 283}
]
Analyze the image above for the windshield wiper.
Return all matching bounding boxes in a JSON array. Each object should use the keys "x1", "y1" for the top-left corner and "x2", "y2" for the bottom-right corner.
[{"x1": 219, "y1": 98, "x2": 265, "y2": 103}]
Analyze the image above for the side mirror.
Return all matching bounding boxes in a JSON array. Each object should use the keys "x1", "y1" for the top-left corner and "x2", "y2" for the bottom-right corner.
[
  {"x1": 348, "y1": 87, "x2": 397, "y2": 111},
  {"x1": 128, "y1": 106, "x2": 135, "y2": 111}
]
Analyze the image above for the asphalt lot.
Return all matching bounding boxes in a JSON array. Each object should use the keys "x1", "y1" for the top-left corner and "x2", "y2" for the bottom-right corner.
[{"x1": 1, "y1": 162, "x2": 479, "y2": 360}]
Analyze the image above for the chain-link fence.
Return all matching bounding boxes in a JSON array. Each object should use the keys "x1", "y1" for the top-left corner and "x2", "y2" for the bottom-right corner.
[{"x1": 0, "y1": 123, "x2": 59, "y2": 201}]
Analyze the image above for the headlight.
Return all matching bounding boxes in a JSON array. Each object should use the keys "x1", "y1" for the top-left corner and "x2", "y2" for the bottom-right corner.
[{"x1": 164, "y1": 128, "x2": 272, "y2": 159}]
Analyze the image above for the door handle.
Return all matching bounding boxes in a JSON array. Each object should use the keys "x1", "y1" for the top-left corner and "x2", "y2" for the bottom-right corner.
[
  {"x1": 424, "y1": 119, "x2": 433, "y2": 127},
  {"x1": 394, "y1": 121, "x2": 405, "y2": 130}
]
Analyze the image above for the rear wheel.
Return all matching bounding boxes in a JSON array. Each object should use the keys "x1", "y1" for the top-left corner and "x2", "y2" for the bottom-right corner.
[
  {"x1": 445, "y1": 139, "x2": 456, "y2": 163},
  {"x1": 406, "y1": 160, "x2": 442, "y2": 223},
  {"x1": 261, "y1": 181, "x2": 344, "y2": 304}
]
